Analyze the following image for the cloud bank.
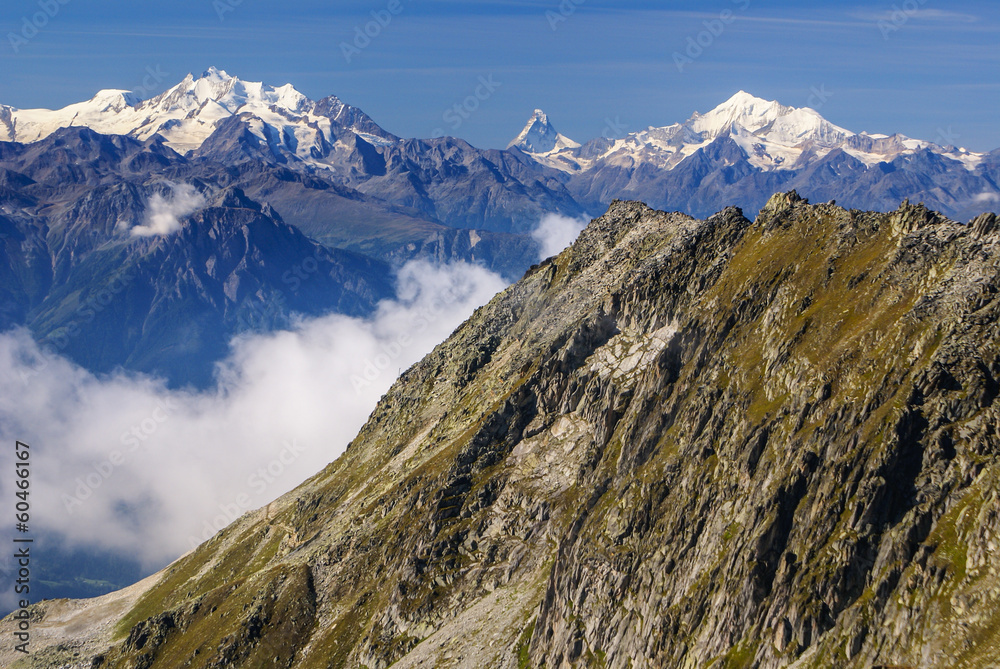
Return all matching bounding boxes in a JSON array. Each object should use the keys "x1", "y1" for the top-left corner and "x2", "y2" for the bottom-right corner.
[
  {"x1": 531, "y1": 213, "x2": 590, "y2": 261},
  {"x1": 0, "y1": 261, "x2": 507, "y2": 572}
]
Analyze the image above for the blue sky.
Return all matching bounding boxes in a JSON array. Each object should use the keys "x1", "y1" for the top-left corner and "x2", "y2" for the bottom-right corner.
[{"x1": 1, "y1": 0, "x2": 998, "y2": 150}]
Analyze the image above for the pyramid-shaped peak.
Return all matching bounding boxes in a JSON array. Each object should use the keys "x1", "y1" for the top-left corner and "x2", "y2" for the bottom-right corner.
[{"x1": 508, "y1": 109, "x2": 579, "y2": 154}]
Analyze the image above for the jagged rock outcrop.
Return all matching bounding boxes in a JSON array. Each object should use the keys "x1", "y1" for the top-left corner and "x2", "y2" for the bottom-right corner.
[{"x1": 5, "y1": 193, "x2": 1000, "y2": 668}]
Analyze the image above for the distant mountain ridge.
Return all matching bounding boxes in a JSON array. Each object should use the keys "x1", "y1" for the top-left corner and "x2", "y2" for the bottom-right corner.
[
  {"x1": 0, "y1": 66, "x2": 396, "y2": 156},
  {"x1": 2, "y1": 73, "x2": 999, "y2": 390},
  {"x1": 0, "y1": 67, "x2": 587, "y2": 237},
  {"x1": 0, "y1": 167, "x2": 393, "y2": 387},
  {"x1": 511, "y1": 90, "x2": 1000, "y2": 222},
  {"x1": 3, "y1": 71, "x2": 998, "y2": 226},
  {"x1": 516, "y1": 90, "x2": 985, "y2": 173}
]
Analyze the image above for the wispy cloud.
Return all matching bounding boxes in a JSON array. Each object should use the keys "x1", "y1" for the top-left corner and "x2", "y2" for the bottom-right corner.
[
  {"x1": 852, "y1": 8, "x2": 980, "y2": 23},
  {"x1": 973, "y1": 192, "x2": 1000, "y2": 204},
  {"x1": 130, "y1": 183, "x2": 206, "y2": 237}
]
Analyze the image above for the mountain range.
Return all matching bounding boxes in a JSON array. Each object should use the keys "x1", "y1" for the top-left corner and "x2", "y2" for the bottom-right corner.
[
  {"x1": 1, "y1": 69, "x2": 998, "y2": 612},
  {"x1": 509, "y1": 90, "x2": 1000, "y2": 223},
  {"x1": 4, "y1": 69, "x2": 999, "y2": 232},
  {"x1": 1, "y1": 67, "x2": 585, "y2": 236},
  {"x1": 6, "y1": 194, "x2": 1000, "y2": 667}
]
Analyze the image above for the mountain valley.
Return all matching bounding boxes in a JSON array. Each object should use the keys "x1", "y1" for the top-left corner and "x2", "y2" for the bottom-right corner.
[{"x1": 5, "y1": 193, "x2": 1000, "y2": 667}]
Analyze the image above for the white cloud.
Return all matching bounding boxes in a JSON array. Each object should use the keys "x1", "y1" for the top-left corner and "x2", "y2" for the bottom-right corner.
[
  {"x1": 908, "y1": 9, "x2": 979, "y2": 23},
  {"x1": 131, "y1": 183, "x2": 206, "y2": 237},
  {"x1": 531, "y1": 213, "x2": 589, "y2": 261},
  {"x1": 0, "y1": 261, "x2": 507, "y2": 570},
  {"x1": 973, "y1": 192, "x2": 1000, "y2": 205},
  {"x1": 854, "y1": 8, "x2": 980, "y2": 23}
]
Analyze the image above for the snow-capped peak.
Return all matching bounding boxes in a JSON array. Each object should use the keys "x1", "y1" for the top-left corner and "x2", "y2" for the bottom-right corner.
[
  {"x1": 147, "y1": 67, "x2": 309, "y2": 117},
  {"x1": 0, "y1": 67, "x2": 391, "y2": 159},
  {"x1": 687, "y1": 90, "x2": 852, "y2": 147},
  {"x1": 88, "y1": 89, "x2": 142, "y2": 111},
  {"x1": 202, "y1": 65, "x2": 231, "y2": 81},
  {"x1": 690, "y1": 90, "x2": 794, "y2": 138},
  {"x1": 508, "y1": 109, "x2": 580, "y2": 154},
  {"x1": 520, "y1": 90, "x2": 988, "y2": 176}
]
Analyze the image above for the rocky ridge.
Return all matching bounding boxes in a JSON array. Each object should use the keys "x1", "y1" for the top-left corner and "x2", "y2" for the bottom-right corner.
[{"x1": 4, "y1": 194, "x2": 1000, "y2": 667}]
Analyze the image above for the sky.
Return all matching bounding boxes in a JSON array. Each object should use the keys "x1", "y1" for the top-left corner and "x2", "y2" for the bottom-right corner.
[{"x1": 1, "y1": 0, "x2": 998, "y2": 151}]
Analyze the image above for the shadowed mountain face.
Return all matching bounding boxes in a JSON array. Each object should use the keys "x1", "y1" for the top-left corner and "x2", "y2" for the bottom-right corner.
[
  {"x1": 10, "y1": 194, "x2": 1000, "y2": 668},
  {"x1": 558, "y1": 134, "x2": 1000, "y2": 224},
  {"x1": 0, "y1": 124, "x2": 568, "y2": 388},
  {"x1": 0, "y1": 127, "x2": 549, "y2": 279},
  {"x1": 0, "y1": 174, "x2": 394, "y2": 388}
]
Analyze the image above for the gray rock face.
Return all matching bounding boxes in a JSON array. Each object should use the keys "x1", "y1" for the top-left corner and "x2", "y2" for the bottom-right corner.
[{"x1": 6, "y1": 194, "x2": 1000, "y2": 668}]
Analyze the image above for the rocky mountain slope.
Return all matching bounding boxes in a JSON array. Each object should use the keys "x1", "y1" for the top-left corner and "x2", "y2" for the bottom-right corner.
[{"x1": 6, "y1": 193, "x2": 1000, "y2": 667}]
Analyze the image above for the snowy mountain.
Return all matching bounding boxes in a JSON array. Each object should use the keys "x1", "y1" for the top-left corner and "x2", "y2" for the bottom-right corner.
[
  {"x1": 511, "y1": 91, "x2": 985, "y2": 173},
  {"x1": 0, "y1": 68, "x2": 587, "y2": 235},
  {"x1": 507, "y1": 109, "x2": 580, "y2": 154},
  {"x1": 518, "y1": 90, "x2": 985, "y2": 175},
  {"x1": 508, "y1": 91, "x2": 998, "y2": 222},
  {"x1": 0, "y1": 67, "x2": 396, "y2": 158},
  {"x1": 2, "y1": 74, "x2": 997, "y2": 229}
]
